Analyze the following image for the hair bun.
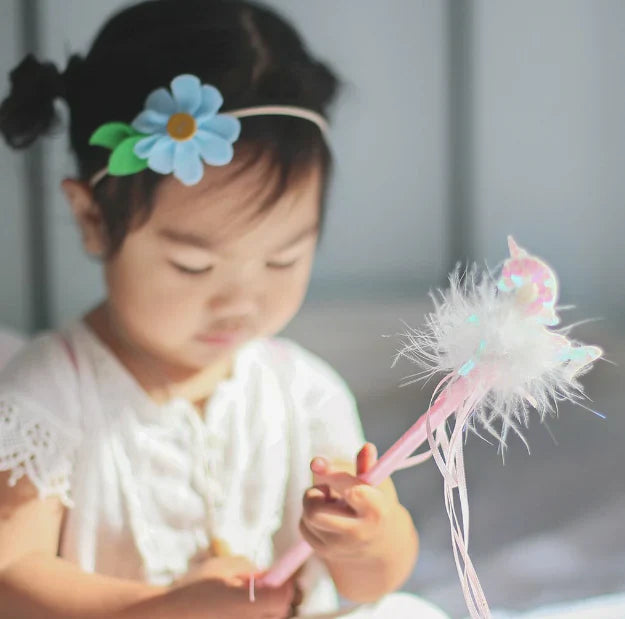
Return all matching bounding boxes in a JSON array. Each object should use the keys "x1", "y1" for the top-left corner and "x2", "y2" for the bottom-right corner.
[{"x1": 0, "y1": 54, "x2": 66, "y2": 148}]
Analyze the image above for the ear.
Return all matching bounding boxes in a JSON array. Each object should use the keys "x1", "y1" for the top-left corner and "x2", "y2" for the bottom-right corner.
[{"x1": 61, "y1": 178, "x2": 108, "y2": 257}]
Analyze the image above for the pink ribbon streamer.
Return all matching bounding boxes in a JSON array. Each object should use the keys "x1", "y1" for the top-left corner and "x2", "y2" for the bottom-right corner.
[{"x1": 426, "y1": 383, "x2": 492, "y2": 618}]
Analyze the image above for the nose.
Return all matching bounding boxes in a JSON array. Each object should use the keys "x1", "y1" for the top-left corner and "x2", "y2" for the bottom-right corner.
[{"x1": 207, "y1": 281, "x2": 259, "y2": 323}]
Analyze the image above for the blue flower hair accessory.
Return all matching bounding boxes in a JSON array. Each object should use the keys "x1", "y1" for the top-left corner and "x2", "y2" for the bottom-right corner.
[{"x1": 88, "y1": 73, "x2": 329, "y2": 187}]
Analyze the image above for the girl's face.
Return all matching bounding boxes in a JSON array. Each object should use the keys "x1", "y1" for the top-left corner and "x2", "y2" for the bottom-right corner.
[{"x1": 92, "y1": 161, "x2": 321, "y2": 373}]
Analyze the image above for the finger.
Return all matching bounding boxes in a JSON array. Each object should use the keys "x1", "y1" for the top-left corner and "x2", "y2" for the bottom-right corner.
[
  {"x1": 303, "y1": 488, "x2": 356, "y2": 524},
  {"x1": 310, "y1": 456, "x2": 330, "y2": 474},
  {"x1": 306, "y1": 511, "x2": 360, "y2": 537},
  {"x1": 314, "y1": 483, "x2": 335, "y2": 502},
  {"x1": 308, "y1": 476, "x2": 384, "y2": 518},
  {"x1": 344, "y1": 483, "x2": 387, "y2": 521},
  {"x1": 301, "y1": 493, "x2": 361, "y2": 540},
  {"x1": 356, "y1": 442, "x2": 378, "y2": 476},
  {"x1": 302, "y1": 497, "x2": 361, "y2": 537},
  {"x1": 310, "y1": 469, "x2": 362, "y2": 498},
  {"x1": 226, "y1": 555, "x2": 258, "y2": 572},
  {"x1": 299, "y1": 516, "x2": 352, "y2": 558},
  {"x1": 301, "y1": 511, "x2": 375, "y2": 563},
  {"x1": 307, "y1": 473, "x2": 386, "y2": 522},
  {"x1": 304, "y1": 485, "x2": 340, "y2": 506},
  {"x1": 311, "y1": 457, "x2": 361, "y2": 493},
  {"x1": 311, "y1": 456, "x2": 356, "y2": 478}
]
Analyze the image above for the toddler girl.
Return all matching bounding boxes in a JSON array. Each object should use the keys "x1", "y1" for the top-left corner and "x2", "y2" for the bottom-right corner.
[{"x1": 0, "y1": 1, "x2": 448, "y2": 617}]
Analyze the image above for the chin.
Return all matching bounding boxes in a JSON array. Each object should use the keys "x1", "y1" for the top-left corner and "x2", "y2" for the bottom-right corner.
[{"x1": 187, "y1": 339, "x2": 240, "y2": 365}]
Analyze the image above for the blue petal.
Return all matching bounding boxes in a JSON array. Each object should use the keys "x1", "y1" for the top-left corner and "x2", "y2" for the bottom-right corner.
[
  {"x1": 144, "y1": 87, "x2": 176, "y2": 116},
  {"x1": 195, "y1": 85, "x2": 224, "y2": 118},
  {"x1": 198, "y1": 115, "x2": 241, "y2": 142},
  {"x1": 132, "y1": 109, "x2": 168, "y2": 134},
  {"x1": 173, "y1": 140, "x2": 204, "y2": 185},
  {"x1": 194, "y1": 131, "x2": 234, "y2": 166},
  {"x1": 171, "y1": 74, "x2": 202, "y2": 115},
  {"x1": 147, "y1": 138, "x2": 176, "y2": 174},
  {"x1": 134, "y1": 134, "x2": 162, "y2": 159}
]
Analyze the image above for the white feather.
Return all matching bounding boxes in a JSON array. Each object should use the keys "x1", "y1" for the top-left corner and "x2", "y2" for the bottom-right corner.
[{"x1": 396, "y1": 263, "x2": 603, "y2": 448}]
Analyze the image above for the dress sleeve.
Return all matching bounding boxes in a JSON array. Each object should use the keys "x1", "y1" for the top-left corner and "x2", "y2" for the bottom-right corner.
[
  {"x1": 289, "y1": 341, "x2": 366, "y2": 464},
  {"x1": 0, "y1": 333, "x2": 83, "y2": 508},
  {"x1": 271, "y1": 337, "x2": 366, "y2": 462}
]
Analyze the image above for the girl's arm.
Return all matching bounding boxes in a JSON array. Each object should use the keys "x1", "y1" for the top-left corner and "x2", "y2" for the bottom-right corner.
[
  {"x1": 0, "y1": 551, "x2": 165, "y2": 619},
  {"x1": 0, "y1": 471, "x2": 161, "y2": 618},
  {"x1": 1, "y1": 552, "x2": 295, "y2": 619},
  {"x1": 0, "y1": 473, "x2": 294, "y2": 619}
]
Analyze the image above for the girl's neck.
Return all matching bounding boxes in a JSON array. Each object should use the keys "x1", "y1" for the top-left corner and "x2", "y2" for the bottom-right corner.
[{"x1": 84, "y1": 303, "x2": 233, "y2": 414}]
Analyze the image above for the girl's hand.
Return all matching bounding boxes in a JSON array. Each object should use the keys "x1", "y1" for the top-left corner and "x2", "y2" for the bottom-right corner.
[
  {"x1": 171, "y1": 552, "x2": 258, "y2": 588},
  {"x1": 167, "y1": 552, "x2": 302, "y2": 618},
  {"x1": 299, "y1": 442, "x2": 398, "y2": 562},
  {"x1": 185, "y1": 577, "x2": 296, "y2": 619},
  {"x1": 117, "y1": 576, "x2": 296, "y2": 619}
]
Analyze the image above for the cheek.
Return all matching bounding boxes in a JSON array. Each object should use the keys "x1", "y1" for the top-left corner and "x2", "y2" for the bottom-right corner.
[
  {"x1": 262, "y1": 261, "x2": 314, "y2": 332},
  {"x1": 104, "y1": 252, "x2": 205, "y2": 338}
]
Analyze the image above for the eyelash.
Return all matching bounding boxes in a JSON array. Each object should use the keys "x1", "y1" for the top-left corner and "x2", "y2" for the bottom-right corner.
[
  {"x1": 172, "y1": 263, "x2": 214, "y2": 275},
  {"x1": 171, "y1": 259, "x2": 299, "y2": 275},
  {"x1": 266, "y1": 259, "x2": 299, "y2": 269}
]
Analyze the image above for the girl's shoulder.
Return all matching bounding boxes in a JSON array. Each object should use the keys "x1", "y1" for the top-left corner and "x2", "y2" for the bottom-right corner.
[
  {"x1": 0, "y1": 323, "x2": 85, "y2": 507},
  {"x1": 257, "y1": 337, "x2": 352, "y2": 392},
  {"x1": 0, "y1": 323, "x2": 84, "y2": 438},
  {"x1": 0, "y1": 327, "x2": 25, "y2": 368},
  {"x1": 257, "y1": 337, "x2": 365, "y2": 461},
  {"x1": 0, "y1": 326, "x2": 78, "y2": 389}
]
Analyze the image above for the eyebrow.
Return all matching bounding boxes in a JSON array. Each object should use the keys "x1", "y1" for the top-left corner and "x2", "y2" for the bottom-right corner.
[{"x1": 158, "y1": 222, "x2": 319, "y2": 253}]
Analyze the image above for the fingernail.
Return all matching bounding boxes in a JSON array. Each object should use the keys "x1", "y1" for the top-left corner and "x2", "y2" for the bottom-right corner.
[{"x1": 311, "y1": 457, "x2": 326, "y2": 472}]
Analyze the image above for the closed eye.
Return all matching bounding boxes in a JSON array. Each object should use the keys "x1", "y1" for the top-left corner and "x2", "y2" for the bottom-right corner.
[
  {"x1": 266, "y1": 259, "x2": 299, "y2": 269},
  {"x1": 170, "y1": 262, "x2": 214, "y2": 275}
]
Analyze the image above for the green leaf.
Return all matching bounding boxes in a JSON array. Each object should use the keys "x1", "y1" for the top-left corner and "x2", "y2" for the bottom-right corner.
[
  {"x1": 89, "y1": 122, "x2": 137, "y2": 150},
  {"x1": 108, "y1": 136, "x2": 149, "y2": 175}
]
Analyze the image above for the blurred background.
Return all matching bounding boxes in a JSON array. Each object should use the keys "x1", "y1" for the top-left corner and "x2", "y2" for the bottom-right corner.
[{"x1": 0, "y1": 1, "x2": 624, "y2": 617}]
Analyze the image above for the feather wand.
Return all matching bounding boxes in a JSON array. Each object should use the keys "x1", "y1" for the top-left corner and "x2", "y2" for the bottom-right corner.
[{"x1": 261, "y1": 237, "x2": 603, "y2": 618}]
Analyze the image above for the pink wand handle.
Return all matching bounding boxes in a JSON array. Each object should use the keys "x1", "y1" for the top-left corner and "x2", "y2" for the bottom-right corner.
[
  {"x1": 261, "y1": 539, "x2": 313, "y2": 587},
  {"x1": 360, "y1": 379, "x2": 466, "y2": 486},
  {"x1": 261, "y1": 379, "x2": 467, "y2": 587}
]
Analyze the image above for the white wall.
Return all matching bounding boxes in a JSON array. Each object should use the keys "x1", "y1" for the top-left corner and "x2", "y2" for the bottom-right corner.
[
  {"x1": 39, "y1": 0, "x2": 132, "y2": 328},
  {"x1": 267, "y1": 1, "x2": 450, "y2": 296},
  {"x1": 0, "y1": 0, "x2": 31, "y2": 332},
  {"x1": 470, "y1": 0, "x2": 625, "y2": 319}
]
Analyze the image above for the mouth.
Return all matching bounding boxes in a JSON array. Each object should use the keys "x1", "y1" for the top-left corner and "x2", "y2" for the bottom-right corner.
[{"x1": 196, "y1": 331, "x2": 246, "y2": 345}]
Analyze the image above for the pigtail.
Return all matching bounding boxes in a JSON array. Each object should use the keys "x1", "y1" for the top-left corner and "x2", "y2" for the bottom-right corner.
[{"x1": 0, "y1": 53, "x2": 68, "y2": 149}]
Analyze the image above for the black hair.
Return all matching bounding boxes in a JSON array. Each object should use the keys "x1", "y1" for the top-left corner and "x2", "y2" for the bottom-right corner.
[{"x1": 0, "y1": 0, "x2": 339, "y2": 253}]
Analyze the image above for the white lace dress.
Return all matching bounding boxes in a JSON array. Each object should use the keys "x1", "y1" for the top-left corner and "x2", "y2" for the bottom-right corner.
[{"x1": 0, "y1": 320, "x2": 448, "y2": 618}]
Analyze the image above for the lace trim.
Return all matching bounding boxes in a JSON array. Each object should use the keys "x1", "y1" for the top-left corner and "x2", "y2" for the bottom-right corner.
[{"x1": 0, "y1": 396, "x2": 78, "y2": 508}]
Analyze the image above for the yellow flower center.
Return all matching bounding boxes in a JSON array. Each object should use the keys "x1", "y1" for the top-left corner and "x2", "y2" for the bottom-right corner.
[{"x1": 167, "y1": 112, "x2": 196, "y2": 141}]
